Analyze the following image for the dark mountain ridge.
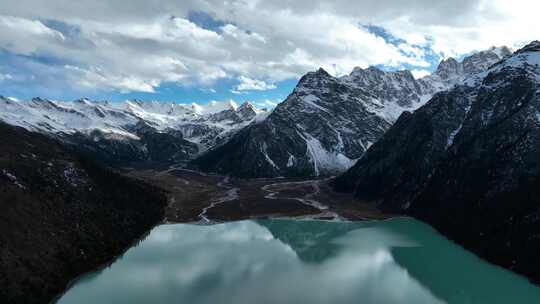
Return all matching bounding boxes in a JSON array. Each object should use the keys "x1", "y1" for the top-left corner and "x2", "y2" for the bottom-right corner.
[
  {"x1": 334, "y1": 41, "x2": 540, "y2": 283},
  {"x1": 0, "y1": 122, "x2": 167, "y2": 303}
]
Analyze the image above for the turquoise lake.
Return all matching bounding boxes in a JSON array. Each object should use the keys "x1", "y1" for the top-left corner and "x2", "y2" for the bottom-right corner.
[{"x1": 57, "y1": 218, "x2": 540, "y2": 304}]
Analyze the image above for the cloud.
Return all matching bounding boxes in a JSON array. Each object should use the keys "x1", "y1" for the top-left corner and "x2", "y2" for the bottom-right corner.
[
  {"x1": 200, "y1": 88, "x2": 216, "y2": 93},
  {"x1": 236, "y1": 76, "x2": 276, "y2": 91},
  {"x1": 378, "y1": 0, "x2": 539, "y2": 57},
  {"x1": 0, "y1": 0, "x2": 539, "y2": 97},
  {"x1": 254, "y1": 99, "x2": 279, "y2": 109},
  {"x1": 0, "y1": 2, "x2": 433, "y2": 95},
  {"x1": 0, "y1": 15, "x2": 65, "y2": 55},
  {"x1": 0, "y1": 73, "x2": 13, "y2": 81},
  {"x1": 64, "y1": 65, "x2": 158, "y2": 93},
  {"x1": 411, "y1": 69, "x2": 431, "y2": 79}
]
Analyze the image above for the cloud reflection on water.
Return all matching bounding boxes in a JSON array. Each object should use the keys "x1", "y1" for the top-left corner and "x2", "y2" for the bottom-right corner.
[{"x1": 58, "y1": 220, "x2": 443, "y2": 304}]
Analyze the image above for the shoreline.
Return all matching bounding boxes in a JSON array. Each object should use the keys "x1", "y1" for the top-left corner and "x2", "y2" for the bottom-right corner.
[
  {"x1": 54, "y1": 214, "x2": 540, "y2": 303},
  {"x1": 50, "y1": 168, "x2": 394, "y2": 302},
  {"x1": 51, "y1": 167, "x2": 540, "y2": 301},
  {"x1": 50, "y1": 227, "x2": 156, "y2": 304}
]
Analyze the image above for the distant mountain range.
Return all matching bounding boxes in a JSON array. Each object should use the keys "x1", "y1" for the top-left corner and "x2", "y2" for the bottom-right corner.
[
  {"x1": 0, "y1": 97, "x2": 265, "y2": 167},
  {"x1": 0, "y1": 46, "x2": 511, "y2": 173}
]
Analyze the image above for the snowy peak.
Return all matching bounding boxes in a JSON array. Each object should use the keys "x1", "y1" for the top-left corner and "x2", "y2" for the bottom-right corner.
[
  {"x1": 435, "y1": 57, "x2": 462, "y2": 80},
  {"x1": 315, "y1": 67, "x2": 331, "y2": 77},
  {"x1": 205, "y1": 101, "x2": 268, "y2": 125},
  {"x1": 480, "y1": 41, "x2": 540, "y2": 79},
  {"x1": 237, "y1": 101, "x2": 262, "y2": 119},
  {"x1": 461, "y1": 47, "x2": 510, "y2": 74},
  {"x1": 0, "y1": 97, "x2": 266, "y2": 154},
  {"x1": 295, "y1": 67, "x2": 333, "y2": 90},
  {"x1": 339, "y1": 46, "x2": 509, "y2": 113},
  {"x1": 515, "y1": 41, "x2": 540, "y2": 54},
  {"x1": 432, "y1": 46, "x2": 510, "y2": 81},
  {"x1": 347, "y1": 66, "x2": 415, "y2": 85}
]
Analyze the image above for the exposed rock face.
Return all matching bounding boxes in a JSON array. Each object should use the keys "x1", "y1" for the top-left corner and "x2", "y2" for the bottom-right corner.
[
  {"x1": 333, "y1": 85, "x2": 479, "y2": 206},
  {"x1": 334, "y1": 41, "x2": 540, "y2": 283},
  {"x1": 0, "y1": 98, "x2": 264, "y2": 167},
  {"x1": 194, "y1": 48, "x2": 509, "y2": 178},
  {"x1": 0, "y1": 122, "x2": 167, "y2": 304},
  {"x1": 343, "y1": 67, "x2": 431, "y2": 110},
  {"x1": 194, "y1": 68, "x2": 392, "y2": 177}
]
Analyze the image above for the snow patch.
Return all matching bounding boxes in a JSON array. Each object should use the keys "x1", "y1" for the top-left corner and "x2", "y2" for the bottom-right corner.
[
  {"x1": 299, "y1": 94, "x2": 329, "y2": 113},
  {"x1": 446, "y1": 126, "x2": 462, "y2": 148},
  {"x1": 261, "y1": 142, "x2": 279, "y2": 170},
  {"x1": 301, "y1": 132, "x2": 355, "y2": 176},
  {"x1": 1, "y1": 169, "x2": 26, "y2": 189},
  {"x1": 286, "y1": 153, "x2": 295, "y2": 168},
  {"x1": 446, "y1": 101, "x2": 473, "y2": 149}
]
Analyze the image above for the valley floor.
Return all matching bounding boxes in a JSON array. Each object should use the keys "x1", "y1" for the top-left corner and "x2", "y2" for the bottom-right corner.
[{"x1": 125, "y1": 167, "x2": 390, "y2": 223}]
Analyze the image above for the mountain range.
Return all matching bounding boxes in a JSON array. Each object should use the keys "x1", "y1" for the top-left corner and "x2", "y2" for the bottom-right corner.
[
  {"x1": 0, "y1": 97, "x2": 265, "y2": 167},
  {"x1": 194, "y1": 46, "x2": 511, "y2": 177},
  {"x1": 3, "y1": 38, "x2": 540, "y2": 297},
  {"x1": 0, "y1": 46, "x2": 511, "y2": 174}
]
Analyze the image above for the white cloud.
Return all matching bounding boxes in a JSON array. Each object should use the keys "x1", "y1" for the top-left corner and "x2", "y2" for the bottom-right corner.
[
  {"x1": 200, "y1": 88, "x2": 216, "y2": 93},
  {"x1": 379, "y1": 0, "x2": 540, "y2": 57},
  {"x1": 411, "y1": 69, "x2": 431, "y2": 79},
  {"x1": 230, "y1": 90, "x2": 245, "y2": 95},
  {"x1": 0, "y1": 1, "x2": 539, "y2": 95},
  {"x1": 236, "y1": 76, "x2": 276, "y2": 91},
  {"x1": 254, "y1": 99, "x2": 279, "y2": 108},
  {"x1": 0, "y1": 15, "x2": 65, "y2": 55},
  {"x1": 64, "y1": 65, "x2": 157, "y2": 93},
  {"x1": 0, "y1": 73, "x2": 13, "y2": 81}
]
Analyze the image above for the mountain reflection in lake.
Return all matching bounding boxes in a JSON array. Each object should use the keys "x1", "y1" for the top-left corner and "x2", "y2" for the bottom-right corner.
[{"x1": 58, "y1": 219, "x2": 540, "y2": 304}]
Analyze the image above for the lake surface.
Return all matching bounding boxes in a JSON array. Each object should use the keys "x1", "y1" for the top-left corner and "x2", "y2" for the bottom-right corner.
[{"x1": 58, "y1": 218, "x2": 540, "y2": 304}]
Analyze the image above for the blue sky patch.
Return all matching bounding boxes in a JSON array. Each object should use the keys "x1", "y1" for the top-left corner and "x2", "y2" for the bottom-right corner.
[
  {"x1": 0, "y1": 18, "x2": 446, "y2": 106},
  {"x1": 364, "y1": 24, "x2": 442, "y2": 73},
  {"x1": 187, "y1": 11, "x2": 228, "y2": 33}
]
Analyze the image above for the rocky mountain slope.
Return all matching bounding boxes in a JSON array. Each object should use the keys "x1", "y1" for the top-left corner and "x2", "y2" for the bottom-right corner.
[
  {"x1": 0, "y1": 98, "x2": 264, "y2": 167},
  {"x1": 333, "y1": 41, "x2": 540, "y2": 283},
  {"x1": 194, "y1": 47, "x2": 511, "y2": 178},
  {"x1": 0, "y1": 122, "x2": 167, "y2": 303}
]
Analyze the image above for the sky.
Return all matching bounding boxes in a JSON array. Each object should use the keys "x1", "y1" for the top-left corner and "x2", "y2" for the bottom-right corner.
[{"x1": 0, "y1": 0, "x2": 538, "y2": 107}]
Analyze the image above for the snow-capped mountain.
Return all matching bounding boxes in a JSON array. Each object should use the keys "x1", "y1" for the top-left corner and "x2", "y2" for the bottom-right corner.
[
  {"x1": 194, "y1": 46, "x2": 510, "y2": 178},
  {"x1": 333, "y1": 41, "x2": 540, "y2": 283},
  {"x1": 0, "y1": 97, "x2": 265, "y2": 166},
  {"x1": 0, "y1": 46, "x2": 510, "y2": 172}
]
